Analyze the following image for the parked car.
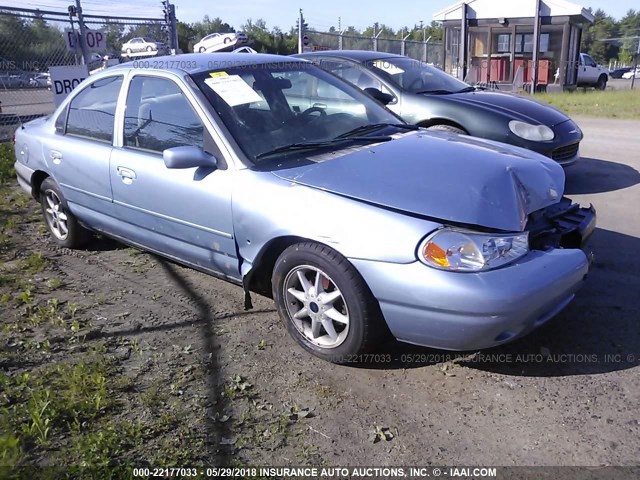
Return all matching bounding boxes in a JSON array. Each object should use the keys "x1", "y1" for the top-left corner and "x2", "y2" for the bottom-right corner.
[
  {"x1": 576, "y1": 53, "x2": 609, "y2": 89},
  {"x1": 295, "y1": 50, "x2": 584, "y2": 166},
  {"x1": 622, "y1": 67, "x2": 640, "y2": 79},
  {"x1": 193, "y1": 32, "x2": 248, "y2": 53},
  {"x1": 28, "y1": 73, "x2": 51, "y2": 88},
  {"x1": 609, "y1": 67, "x2": 632, "y2": 79},
  {"x1": 13, "y1": 53, "x2": 595, "y2": 362},
  {"x1": 0, "y1": 72, "x2": 29, "y2": 89},
  {"x1": 121, "y1": 37, "x2": 166, "y2": 56}
]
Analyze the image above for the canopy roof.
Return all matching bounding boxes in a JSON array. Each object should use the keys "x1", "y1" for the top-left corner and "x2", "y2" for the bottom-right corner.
[{"x1": 433, "y1": 0, "x2": 594, "y2": 23}]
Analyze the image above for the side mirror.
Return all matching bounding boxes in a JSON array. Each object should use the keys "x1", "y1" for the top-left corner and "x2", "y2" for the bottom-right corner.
[
  {"x1": 163, "y1": 146, "x2": 218, "y2": 169},
  {"x1": 363, "y1": 87, "x2": 394, "y2": 105}
]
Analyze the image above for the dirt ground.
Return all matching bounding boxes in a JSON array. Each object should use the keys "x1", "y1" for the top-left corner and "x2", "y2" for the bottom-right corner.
[{"x1": 1, "y1": 117, "x2": 639, "y2": 473}]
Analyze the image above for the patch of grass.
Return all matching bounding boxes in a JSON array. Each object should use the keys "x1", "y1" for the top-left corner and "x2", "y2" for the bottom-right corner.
[
  {"x1": 529, "y1": 89, "x2": 640, "y2": 118},
  {"x1": 0, "y1": 143, "x2": 15, "y2": 183},
  {"x1": 47, "y1": 277, "x2": 62, "y2": 290},
  {"x1": 0, "y1": 360, "x2": 116, "y2": 465},
  {"x1": 19, "y1": 252, "x2": 48, "y2": 274}
]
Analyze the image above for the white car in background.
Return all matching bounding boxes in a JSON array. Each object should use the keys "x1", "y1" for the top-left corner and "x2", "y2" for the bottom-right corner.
[
  {"x1": 621, "y1": 67, "x2": 640, "y2": 79},
  {"x1": 193, "y1": 32, "x2": 248, "y2": 53},
  {"x1": 121, "y1": 37, "x2": 166, "y2": 56}
]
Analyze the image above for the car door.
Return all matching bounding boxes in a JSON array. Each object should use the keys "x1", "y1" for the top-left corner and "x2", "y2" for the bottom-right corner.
[
  {"x1": 44, "y1": 74, "x2": 124, "y2": 219},
  {"x1": 109, "y1": 73, "x2": 238, "y2": 279},
  {"x1": 580, "y1": 54, "x2": 598, "y2": 83}
]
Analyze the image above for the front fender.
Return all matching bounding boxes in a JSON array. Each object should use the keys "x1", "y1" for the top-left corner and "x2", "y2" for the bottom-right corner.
[{"x1": 232, "y1": 169, "x2": 441, "y2": 277}]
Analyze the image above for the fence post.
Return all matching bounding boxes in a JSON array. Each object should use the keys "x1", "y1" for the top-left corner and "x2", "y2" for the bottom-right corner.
[
  {"x1": 373, "y1": 30, "x2": 382, "y2": 51},
  {"x1": 424, "y1": 35, "x2": 431, "y2": 63},
  {"x1": 75, "y1": 0, "x2": 91, "y2": 65},
  {"x1": 339, "y1": 31, "x2": 343, "y2": 50},
  {"x1": 401, "y1": 32, "x2": 410, "y2": 56}
]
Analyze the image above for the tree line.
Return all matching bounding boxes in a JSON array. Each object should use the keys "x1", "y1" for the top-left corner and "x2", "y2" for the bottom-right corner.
[
  {"x1": 175, "y1": 16, "x2": 443, "y2": 55},
  {"x1": 581, "y1": 8, "x2": 640, "y2": 65}
]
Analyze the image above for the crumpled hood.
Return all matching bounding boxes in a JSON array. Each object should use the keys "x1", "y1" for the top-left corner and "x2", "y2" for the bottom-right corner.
[
  {"x1": 443, "y1": 90, "x2": 570, "y2": 126},
  {"x1": 271, "y1": 131, "x2": 565, "y2": 232}
]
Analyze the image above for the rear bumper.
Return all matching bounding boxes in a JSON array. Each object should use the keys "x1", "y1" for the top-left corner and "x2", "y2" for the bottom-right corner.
[{"x1": 351, "y1": 247, "x2": 590, "y2": 351}]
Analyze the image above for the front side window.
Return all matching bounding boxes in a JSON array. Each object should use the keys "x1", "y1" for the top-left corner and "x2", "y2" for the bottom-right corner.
[
  {"x1": 65, "y1": 75, "x2": 123, "y2": 143},
  {"x1": 123, "y1": 76, "x2": 204, "y2": 153}
]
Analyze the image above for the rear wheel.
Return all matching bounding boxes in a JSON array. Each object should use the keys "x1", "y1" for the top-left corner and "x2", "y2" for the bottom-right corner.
[
  {"x1": 426, "y1": 124, "x2": 466, "y2": 134},
  {"x1": 596, "y1": 75, "x2": 607, "y2": 90},
  {"x1": 272, "y1": 242, "x2": 384, "y2": 363},
  {"x1": 40, "y1": 178, "x2": 89, "y2": 249}
]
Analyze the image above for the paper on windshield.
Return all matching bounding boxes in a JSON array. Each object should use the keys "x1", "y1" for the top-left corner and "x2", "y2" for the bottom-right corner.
[
  {"x1": 204, "y1": 75, "x2": 263, "y2": 106},
  {"x1": 372, "y1": 61, "x2": 405, "y2": 75}
]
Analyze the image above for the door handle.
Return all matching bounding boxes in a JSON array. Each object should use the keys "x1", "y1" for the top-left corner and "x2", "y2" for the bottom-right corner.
[
  {"x1": 50, "y1": 150, "x2": 62, "y2": 164},
  {"x1": 116, "y1": 166, "x2": 136, "y2": 184}
]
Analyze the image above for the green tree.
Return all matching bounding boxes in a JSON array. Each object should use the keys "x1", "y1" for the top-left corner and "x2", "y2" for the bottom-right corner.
[
  {"x1": 582, "y1": 9, "x2": 619, "y2": 64},
  {"x1": 617, "y1": 9, "x2": 640, "y2": 64}
]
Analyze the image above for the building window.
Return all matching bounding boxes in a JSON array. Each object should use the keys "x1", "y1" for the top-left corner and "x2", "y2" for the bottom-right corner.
[
  {"x1": 497, "y1": 34, "x2": 511, "y2": 53},
  {"x1": 496, "y1": 33, "x2": 549, "y2": 54}
]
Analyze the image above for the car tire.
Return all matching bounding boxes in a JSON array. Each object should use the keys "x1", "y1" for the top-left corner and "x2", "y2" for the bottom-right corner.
[
  {"x1": 126, "y1": 48, "x2": 132, "y2": 55},
  {"x1": 224, "y1": 37, "x2": 231, "y2": 44},
  {"x1": 272, "y1": 242, "x2": 385, "y2": 363},
  {"x1": 199, "y1": 47, "x2": 206, "y2": 53},
  {"x1": 426, "y1": 124, "x2": 466, "y2": 134},
  {"x1": 40, "y1": 178, "x2": 90, "y2": 249},
  {"x1": 146, "y1": 46, "x2": 153, "y2": 52},
  {"x1": 596, "y1": 75, "x2": 607, "y2": 90}
]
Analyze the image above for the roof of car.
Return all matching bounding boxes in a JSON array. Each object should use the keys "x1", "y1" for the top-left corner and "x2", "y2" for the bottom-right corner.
[
  {"x1": 114, "y1": 52, "x2": 308, "y2": 74},
  {"x1": 293, "y1": 50, "x2": 401, "y2": 62}
]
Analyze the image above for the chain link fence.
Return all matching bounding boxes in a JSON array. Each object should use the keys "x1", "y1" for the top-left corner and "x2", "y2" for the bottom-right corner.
[
  {"x1": 305, "y1": 30, "x2": 442, "y2": 66},
  {"x1": 0, "y1": 5, "x2": 172, "y2": 142}
]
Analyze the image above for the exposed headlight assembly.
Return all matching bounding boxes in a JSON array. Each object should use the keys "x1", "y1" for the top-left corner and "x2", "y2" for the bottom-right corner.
[
  {"x1": 420, "y1": 228, "x2": 529, "y2": 272},
  {"x1": 508, "y1": 120, "x2": 555, "y2": 141}
]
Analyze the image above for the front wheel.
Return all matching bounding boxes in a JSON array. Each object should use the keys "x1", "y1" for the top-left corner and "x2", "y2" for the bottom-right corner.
[
  {"x1": 272, "y1": 242, "x2": 384, "y2": 362},
  {"x1": 40, "y1": 178, "x2": 89, "y2": 248},
  {"x1": 199, "y1": 46, "x2": 206, "y2": 53},
  {"x1": 426, "y1": 124, "x2": 466, "y2": 134}
]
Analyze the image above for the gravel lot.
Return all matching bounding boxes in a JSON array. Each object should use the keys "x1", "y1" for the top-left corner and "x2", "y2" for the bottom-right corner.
[{"x1": 1, "y1": 117, "x2": 639, "y2": 473}]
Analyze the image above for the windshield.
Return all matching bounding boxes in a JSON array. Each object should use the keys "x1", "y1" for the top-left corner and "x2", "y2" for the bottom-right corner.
[
  {"x1": 191, "y1": 62, "x2": 403, "y2": 163},
  {"x1": 367, "y1": 57, "x2": 470, "y2": 94}
]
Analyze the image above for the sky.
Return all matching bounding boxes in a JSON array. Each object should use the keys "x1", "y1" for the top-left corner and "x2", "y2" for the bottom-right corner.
[{"x1": 20, "y1": 0, "x2": 639, "y2": 32}]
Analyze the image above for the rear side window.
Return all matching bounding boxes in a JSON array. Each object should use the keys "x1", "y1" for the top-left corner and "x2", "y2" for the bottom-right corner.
[
  {"x1": 65, "y1": 76, "x2": 123, "y2": 143},
  {"x1": 123, "y1": 76, "x2": 204, "y2": 153}
]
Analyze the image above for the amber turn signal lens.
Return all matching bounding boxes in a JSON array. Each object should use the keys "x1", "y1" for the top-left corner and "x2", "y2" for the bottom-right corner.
[{"x1": 424, "y1": 241, "x2": 449, "y2": 267}]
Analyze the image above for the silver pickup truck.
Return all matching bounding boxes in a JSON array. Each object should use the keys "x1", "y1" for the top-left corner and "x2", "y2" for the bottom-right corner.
[{"x1": 577, "y1": 53, "x2": 609, "y2": 89}]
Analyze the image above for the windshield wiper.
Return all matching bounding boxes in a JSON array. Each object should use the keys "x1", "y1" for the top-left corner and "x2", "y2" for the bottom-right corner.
[
  {"x1": 334, "y1": 123, "x2": 419, "y2": 139},
  {"x1": 456, "y1": 86, "x2": 480, "y2": 93},
  {"x1": 415, "y1": 89, "x2": 454, "y2": 95},
  {"x1": 255, "y1": 136, "x2": 392, "y2": 160}
]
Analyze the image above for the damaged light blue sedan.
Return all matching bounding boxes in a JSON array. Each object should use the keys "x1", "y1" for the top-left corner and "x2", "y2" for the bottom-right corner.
[{"x1": 13, "y1": 54, "x2": 595, "y2": 362}]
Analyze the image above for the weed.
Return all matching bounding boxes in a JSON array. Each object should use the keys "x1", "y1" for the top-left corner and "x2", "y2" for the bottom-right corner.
[
  {"x1": 0, "y1": 143, "x2": 15, "y2": 182},
  {"x1": 47, "y1": 277, "x2": 62, "y2": 290},
  {"x1": 16, "y1": 287, "x2": 33, "y2": 305},
  {"x1": 20, "y1": 252, "x2": 48, "y2": 274}
]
